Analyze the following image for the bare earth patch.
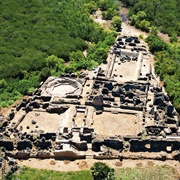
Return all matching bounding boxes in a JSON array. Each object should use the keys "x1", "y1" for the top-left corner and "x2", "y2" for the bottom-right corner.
[
  {"x1": 93, "y1": 112, "x2": 138, "y2": 136},
  {"x1": 93, "y1": 9, "x2": 111, "y2": 29},
  {"x1": 17, "y1": 111, "x2": 60, "y2": 133},
  {"x1": 78, "y1": 161, "x2": 89, "y2": 169},
  {"x1": 17, "y1": 159, "x2": 180, "y2": 175}
]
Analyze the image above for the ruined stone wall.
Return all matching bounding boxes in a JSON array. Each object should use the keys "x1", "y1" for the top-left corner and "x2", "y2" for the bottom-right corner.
[
  {"x1": 17, "y1": 140, "x2": 32, "y2": 150},
  {"x1": 54, "y1": 150, "x2": 85, "y2": 160},
  {"x1": 103, "y1": 139, "x2": 123, "y2": 150},
  {"x1": 129, "y1": 139, "x2": 180, "y2": 152},
  {"x1": 0, "y1": 140, "x2": 14, "y2": 151}
]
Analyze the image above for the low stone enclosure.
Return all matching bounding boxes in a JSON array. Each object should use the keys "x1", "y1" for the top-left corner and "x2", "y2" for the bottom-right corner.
[{"x1": 0, "y1": 36, "x2": 180, "y2": 162}]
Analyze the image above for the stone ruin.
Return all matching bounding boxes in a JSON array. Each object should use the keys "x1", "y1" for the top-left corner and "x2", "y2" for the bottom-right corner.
[{"x1": 0, "y1": 36, "x2": 179, "y2": 164}]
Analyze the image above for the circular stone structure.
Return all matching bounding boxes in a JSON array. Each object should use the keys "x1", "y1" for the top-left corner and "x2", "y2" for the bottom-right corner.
[{"x1": 40, "y1": 76, "x2": 83, "y2": 97}]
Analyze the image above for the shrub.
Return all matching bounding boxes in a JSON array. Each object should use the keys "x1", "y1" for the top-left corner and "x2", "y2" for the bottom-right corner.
[{"x1": 91, "y1": 162, "x2": 115, "y2": 180}]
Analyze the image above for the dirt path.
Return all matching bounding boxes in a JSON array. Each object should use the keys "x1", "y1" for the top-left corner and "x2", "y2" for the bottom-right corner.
[
  {"x1": 17, "y1": 158, "x2": 180, "y2": 174},
  {"x1": 93, "y1": 9, "x2": 111, "y2": 29},
  {"x1": 120, "y1": 3, "x2": 170, "y2": 42},
  {"x1": 119, "y1": 4, "x2": 148, "y2": 38},
  {"x1": 121, "y1": 22, "x2": 149, "y2": 38}
]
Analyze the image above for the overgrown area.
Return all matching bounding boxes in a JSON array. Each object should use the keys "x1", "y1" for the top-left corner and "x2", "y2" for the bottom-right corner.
[
  {"x1": 146, "y1": 35, "x2": 180, "y2": 112},
  {"x1": 4, "y1": 164, "x2": 178, "y2": 180},
  {"x1": 122, "y1": 0, "x2": 180, "y2": 37},
  {"x1": 0, "y1": 0, "x2": 119, "y2": 108}
]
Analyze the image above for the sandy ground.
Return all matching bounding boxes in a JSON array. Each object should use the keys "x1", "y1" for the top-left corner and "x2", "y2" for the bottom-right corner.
[
  {"x1": 120, "y1": 4, "x2": 170, "y2": 42},
  {"x1": 17, "y1": 158, "x2": 180, "y2": 174},
  {"x1": 112, "y1": 57, "x2": 139, "y2": 82},
  {"x1": 93, "y1": 112, "x2": 138, "y2": 136},
  {"x1": 121, "y1": 22, "x2": 169, "y2": 43},
  {"x1": 17, "y1": 111, "x2": 60, "y2": 133},
  {"x1": 121, "y1": 22, "x2": 149, "y2": 38},
  {"x1": 93, "y1": 9, "x2": 112, "y2": 29}
]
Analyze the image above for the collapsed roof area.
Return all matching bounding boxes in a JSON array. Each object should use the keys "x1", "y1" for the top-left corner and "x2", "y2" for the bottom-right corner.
[{"x1": 0, "y1": 36, "x2": 180, "y2": 162}]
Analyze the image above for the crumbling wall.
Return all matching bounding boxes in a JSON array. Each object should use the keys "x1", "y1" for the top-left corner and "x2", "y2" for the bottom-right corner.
[
  {"x1": 93, "y1": 155, "x2": 118, "y2": 159},
  {"x1": 54, "y1": 150, "x2": 85, "y2": 159},
  {"x1": 129, "y1": 139, "x2": 180, "y2": 152},
  {"x1": 35, "y1": 140, "x2": 51, "y2": 150},
  {"x1": 103, "y1": 139, "x2": 123, "y2": 150},
  {"x1": 17, "y1": 140, "x2": 32, "y2": 150},
  {"x1": 71, "y1": 141, "x2": 87, "y2": 151},
  {"x1": 80, "y1": 134, "x2": 92, "y2": 143},
  {"x1": 92, "y1": 140, "x2": 102, "y2": 152},
  {"x1": 40, "y1": 133, "x2": 56, "y2": 140},
  {"x1": 0, "y1": 140, "x2": 14, "y2": 151}
]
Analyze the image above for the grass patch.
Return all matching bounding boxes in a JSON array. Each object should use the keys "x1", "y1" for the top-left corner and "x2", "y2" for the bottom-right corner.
[
  {"x1": 115, "y1": 165, "x2": 179, "y2": 180},
  {"x1": 7, "y1": 165, "x2": 179, "y2": 180},
  {"x1": 12, "y1": 166, "x2": 92, "y2": 180}
]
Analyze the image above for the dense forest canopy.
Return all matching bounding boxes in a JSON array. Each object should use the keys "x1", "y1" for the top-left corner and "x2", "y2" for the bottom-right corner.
[
  {"x1": 0, "y1": 0, "x2": 106, "y2": 79},
  {"x1": 122, "y1": 0, "x2": 180, "y2": 36},
  {"x1": 0, "y1": 0, "x2": 119, "y2": 108}
]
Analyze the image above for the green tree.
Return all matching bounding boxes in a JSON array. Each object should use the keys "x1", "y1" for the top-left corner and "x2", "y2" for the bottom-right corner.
[
  {"x1": 103, "y1": 8, "x2": 119, "y2": 20},
  {"x1": 137, "y1": 11, "x2": 147, "y2": 20},
  {"x1": 39, "y1": 67, "x2": 51, "y2": 81},
  {"x1": 170, "y1": 34, "x2": 178, "y2": 43},
  {"x1": 139, "y1": 19, "x2": 150, "y2": 32},
  {"x1": 91, "y1": 162, "x2": 115, "y2": 180},
  {"x1": 130, "y1": 14, "x2": 138, "y2": 26},
  {"x1": 3, "y1": 170, "x2": 15, "y2": 180},
  {"x1": 150, "y1": 26, "x2": 158, "y2": 35},
  {"x1": 69, "y1": 51, "x2": 85, "y2": 62},
  {"x1": 146, "y1": 34, "x2": 167, "y2": 53},
  {"x1": 85, "y1": 2, "x2": 97, "y2": 14},
  {"x1": 45, "y1": 55, "x2": 64, "y2": 69},
  {"x1": 0, "y1": 79, "x2": 7, "y2": 88},
  {"x1": 146, "y1": 36, "x2": 180, "y2": 113},
  {"x1": 111, "y1": 16, "x2": 122, "y2": 31},
  {"x1": 0, "y1": 0, "x2": 117, "y2": 108},
  {"x1": 130, "y1": 11, "x2": 150, "y2": 32}
]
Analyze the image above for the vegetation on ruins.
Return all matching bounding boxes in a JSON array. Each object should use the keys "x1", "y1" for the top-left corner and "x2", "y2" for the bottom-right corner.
[
  {"x1": 4, "y1": 165, "x2": 178, "y2": 180},
  {"x1": 0, "y1": 0, "x2": 120, "y2": 109},
  {"x1": 119, "y1": 0, "x2": 180, "y2": 113},
  {"x1": 122, "y1": 0, "x2": 180, "y2": 37},
  {"x1": 146, "y1": 35, "x2": 180, "y2": 112}
]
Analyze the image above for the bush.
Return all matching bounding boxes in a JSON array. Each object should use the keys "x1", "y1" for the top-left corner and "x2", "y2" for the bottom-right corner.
[
  {"x1": 39, "y1": 67, "x2": 51, "y2": 81},
  {"x1": 130, "y1": 11, "x2": 150, "y2": 32},
  {"x1": 91, "y1": 162, "x2": 115, "y2": 180},
  {"x1": 111, "y1": 16, "x2": 122, "y2": 31},
  {"x1": 146, "y1": 34, "x2": 167, "y2": 53},
  {"x1": 0, "y1": 79, "x2": 7, "y2": 88},
  {"x1": 170, "y1": 34, "x2": 178, "y2": 43}
]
